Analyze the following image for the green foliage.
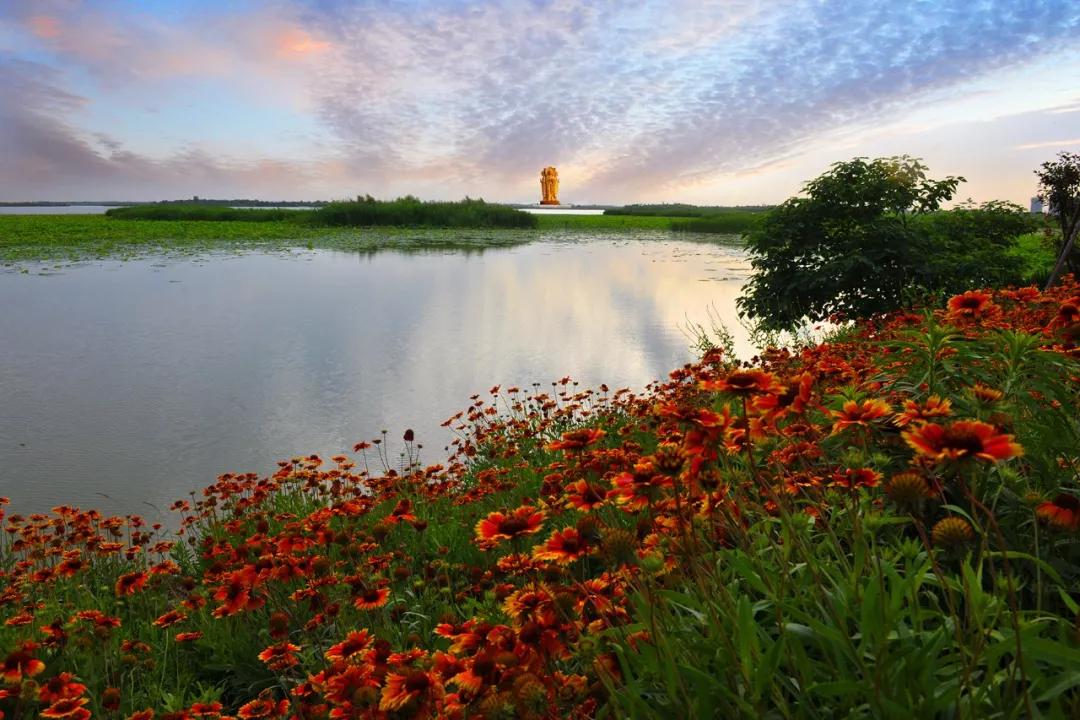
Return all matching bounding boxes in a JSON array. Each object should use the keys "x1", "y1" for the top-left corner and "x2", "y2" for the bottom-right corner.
[
  {"x1": 669, "y1": 212, "x2": 766, "y2": 235},
  {"x1": 1035, "y1": 151, "x2": 1080, "y2": 282},
  {"x1": 736, "y1": 157, "x2": 1050, "y2": 330},
  {"x1": 309, "y1": 197, "x2": 537, "y2": 229},
  {"x1": 911, "y1": 200, "x2": 1040, "y2": 288}
]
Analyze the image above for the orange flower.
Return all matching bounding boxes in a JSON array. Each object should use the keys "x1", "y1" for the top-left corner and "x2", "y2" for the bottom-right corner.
[
  {"x1": 115, "y1": 571, "x2": 148, "y2": 596},
  {"x1": 1036, "y1": 494, "x2": 1080, "y2": 532},
  {"x1": 189, "y1": 702, "x2": 224, "y2": 717},
  {"x1": 324, "y1": 630, "x2": 373, "y2": 663},
  {"x1": 546, "y1": 428, "x2": 606, "y2": 451},
  {"x1": 533, "y1": 527, "x2": 592, "y2": 565},
  {"x1": 40, "y1": 698, "x2": 91, "y2": 720},
  {"x1": 830, "y1": 399, "x2": 892, "y2": 434},
  {"x1": 829, "y1": 468, "x2": 882, "y2": 490},
  {"x1": 152, "y1": 610, "x2": 187, "y2": 628},
  {"x1": 353, "y1": 587, "x2": 390, "y2": 611},
  {"x1": 946, "y1": 290, "x2": 998, "y2": 321},
  {"x1": 258, "y1": 642, "x2": 301, "y2": 671},
  {"x1": 903, "y1": 420, "x2": 1023, "y2": 463},
  {"x1": 379, "y1": 670, "x2": 444, "y2": 713},
  {"x1": 894, "y1": 396, "x2": 952, "y2": 426},
  {"x1": 503, "y1": 587, "x2": 557, "y2": 625},
  {"x1": 2, "y1": 643, "x2": 46, "y2": 683},
  {"x1": 38, "y1": 673, "x2": 87, "y2": 704},
  {"x1": 474, "y1": 505, "x2": 546, "y2": 548},
  {"x1": 971, "y1": 384, "x2": 1004, "y2": 403},
  {"x1": 701, "y1": 369, "x2": 786, "y2": 396},
  {"x1": 174, "y1": 631, "x2": 203, "y2": 643},
  {"x1": 237, "y1": 697, "x2": 288, "y2": 719},
  {"x1": 563, "y1": 480, "x2": 608, "y2": 511}
]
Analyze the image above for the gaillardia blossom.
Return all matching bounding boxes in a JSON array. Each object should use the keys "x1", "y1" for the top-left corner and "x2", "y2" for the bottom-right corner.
[
  {"x1": 1036, "y1": 494, "x2": 1080, "y2": 531},
  {"x1": 701, "y1": 369, "x2": 786, "y2": 396},
  {"x1": 903, "y1": 420, "x2": 1022, "y2": 462}
]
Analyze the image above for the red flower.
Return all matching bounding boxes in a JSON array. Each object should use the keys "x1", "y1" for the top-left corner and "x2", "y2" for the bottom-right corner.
[
  {"x1": 1036, "y1": 494, "x2": 1080, "y2": 532},
  {"x1": 258, "y1": 642, "x2": 301, "y2": 671},
  {"x1": 40, "y1": 698, "x2": 91, "y2": 720},
  {"x1": 546, "y1": 428, "x2": 606, "y2": 451},
  {"x1": 946, "y1": 290, "x2": 999, "y2": 321},
  {"x1": 115, "y1": 571, "x2": 148, "y2": 596},
  {"x1": 38, "y1": 673, "x2": 87, "y2": 704},
  {"x1": 379, "y1": 670, "x2": 444, "y2": 713},
  {"x1": 2, "y1": 643, "x2": 46, "y2": 683},
  {"x1": 830, "y1": 399, "x2": 891, "y2": 434},
  {"x1": 533, "y1": 527, "x2": 592, "y2": 565},
  {"x1": 325, "y1": 630, "x2": 373, "y2": 663},
  {"x1": 563, "y1": 480, "x2": 608, "y2": 511},
  {"x1": 153, "y1": 610, "x2": 187, "y2": 628},
  {"x1": 701, "y1": 369, "x2": 786, "y2": 396},
  {"x1": 174, "y1": 631, "x2": 203, "y2": 643},
  {"x1": 474, "y1": 505, "x2": 546, "y2": 548},
  {"x1": 903, "y1": 420, "x2": 1023, "y2": 463},
  {"x1": 353, "y1": 587, "x2": 390, "y2": 611},
  {"x1": 894, "y1": 396, "x2": 952, "y2": 426},
  {"x1": 237, "y1": 697, "x2": 288, "y2": 719}
]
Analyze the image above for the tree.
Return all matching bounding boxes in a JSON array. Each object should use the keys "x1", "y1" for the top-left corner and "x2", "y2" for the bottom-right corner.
[
  {"x1": 1035, "y1": 152, "x2": 1080, "y2": 289},
  {"x1": 737, "y1": 156, "x2": 963, "y2": 330}
]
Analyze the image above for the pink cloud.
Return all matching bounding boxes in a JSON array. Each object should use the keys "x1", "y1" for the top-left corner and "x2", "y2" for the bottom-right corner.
[{"x1": 26, "y1": 14, "x2": 60, "y2": 39}]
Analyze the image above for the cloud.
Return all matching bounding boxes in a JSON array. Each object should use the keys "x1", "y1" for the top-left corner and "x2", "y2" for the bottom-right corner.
[
  {"x1": 1014, "y1": 138, "x2": 1080, "y2": 150},
  {"x1": 0, "y1": 57, "x2": 340, "y2": 200},
  {"x1": 298, "y1": 0, "x2": 1080, "y2": 200},
  {"x1": 2, "y1": 0, "x2": 1080, "y2": 201}
]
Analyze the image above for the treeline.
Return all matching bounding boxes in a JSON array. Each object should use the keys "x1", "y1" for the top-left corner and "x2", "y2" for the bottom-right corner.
[
  {"x1": 106, "y1": 197, "x2": 538, "y2": 230},
  {"x1": 310, "y1": 197, "x2": 536, "y2": 229},
  {"x1": 105, "y1": 205, "x2": 300, "y2": 222},
  {"x1": 605, "y1": 203, "x2": 774, "y2": 217}
]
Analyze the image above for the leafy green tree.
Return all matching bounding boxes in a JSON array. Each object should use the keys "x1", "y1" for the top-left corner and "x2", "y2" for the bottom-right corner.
[
  {"x1": 1035, "y1": 151, "x2": 1080, "y2": 288},
  {"x1": 915, "y1": 200, "x2": 1038, "y2": 287},
  {"x1": 738, "y1": 156, "x2": 963, "y2": 330}
]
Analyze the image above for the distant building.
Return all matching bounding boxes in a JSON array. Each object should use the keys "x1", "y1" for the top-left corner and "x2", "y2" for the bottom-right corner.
[{"x1": 1030, "y1": 197, "x2": 1044, "y2": 214}]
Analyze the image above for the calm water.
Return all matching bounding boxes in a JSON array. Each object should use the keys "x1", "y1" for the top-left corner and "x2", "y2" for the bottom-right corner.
[{"x1": 0, "y1": 236, "x2": 751, "y2": 520}]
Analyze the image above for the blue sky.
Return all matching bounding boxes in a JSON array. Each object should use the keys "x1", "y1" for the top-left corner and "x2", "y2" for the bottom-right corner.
[{"x1": 1, "y1": 0, "x2": 1079, "y2": 203}]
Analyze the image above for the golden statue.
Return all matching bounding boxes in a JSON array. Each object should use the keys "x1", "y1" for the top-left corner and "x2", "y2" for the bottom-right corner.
[{"x1": 540, "y1": 166, "x2": 560, "y2": 205}]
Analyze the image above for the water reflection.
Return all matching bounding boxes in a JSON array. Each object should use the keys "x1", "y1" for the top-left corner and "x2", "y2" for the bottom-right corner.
[{"x1": 0, "y1": 237, "x2": 750, "y2": 519}]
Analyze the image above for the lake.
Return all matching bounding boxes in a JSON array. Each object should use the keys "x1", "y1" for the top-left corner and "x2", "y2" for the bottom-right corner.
[{"x1": 0, "y1": 235, "x2": 751, "y2": 520}]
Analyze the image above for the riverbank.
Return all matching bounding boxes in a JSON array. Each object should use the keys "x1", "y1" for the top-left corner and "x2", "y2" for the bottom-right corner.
[
  {"x1": 1, "y1": 279, "x2": 1077, "y2": 718},
  {"x1": 0, "y1": 214, "x2": 714, "y2": 264}
]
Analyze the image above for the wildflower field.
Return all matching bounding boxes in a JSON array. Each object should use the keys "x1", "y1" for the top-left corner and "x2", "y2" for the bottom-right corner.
[{"x1": 2, "y1": 279, "x2": 1079, "y2": 719}]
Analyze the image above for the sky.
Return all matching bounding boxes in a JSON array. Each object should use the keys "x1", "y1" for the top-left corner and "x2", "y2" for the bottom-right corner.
[{"x1": 1, "y1": 0, "x2": 1079, "y2": 205}]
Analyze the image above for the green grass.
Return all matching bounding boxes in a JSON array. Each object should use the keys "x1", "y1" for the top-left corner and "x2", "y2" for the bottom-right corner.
[
  {"x1": 670, "y1": 212, "x2": 766, "y2": 234},
  {"x1": 0, "y1": 213, "x2": 749, "y2": 264},
  {"x1": 533, "y1": 214, "x2": 679, "y2": 230},
  {"x1": 0, "y1": 215, "x2": 534, "y2": 264}
]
